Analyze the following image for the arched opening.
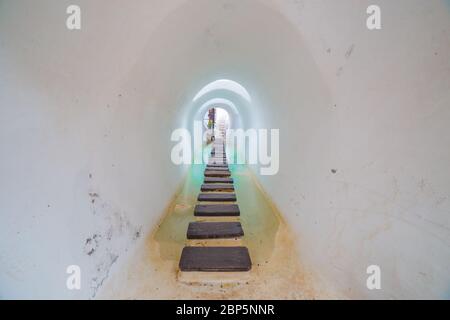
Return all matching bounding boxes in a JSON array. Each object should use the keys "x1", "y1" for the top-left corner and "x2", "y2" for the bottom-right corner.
[
  {"x1": 193, "y1": 79, "x2": 252, "y2": 103},
  {"x1": 186, "y1": 79, "x2": 251, "y2": 133},
  {"x1": 202, "y1": 107, "x2": 231, "y2": 142}
]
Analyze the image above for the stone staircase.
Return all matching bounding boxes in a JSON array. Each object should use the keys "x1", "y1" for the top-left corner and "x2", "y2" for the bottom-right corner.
[{"x1": 178, "y1": 139, "x2": 252, "y2": 273}]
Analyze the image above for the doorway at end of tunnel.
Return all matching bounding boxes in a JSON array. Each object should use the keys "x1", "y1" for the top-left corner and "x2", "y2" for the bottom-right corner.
[{"x1": 203, "y1": 107, "x2": 230, "y2": 143}]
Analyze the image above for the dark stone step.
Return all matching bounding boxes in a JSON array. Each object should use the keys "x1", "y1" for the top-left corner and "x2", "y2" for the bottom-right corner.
[
  {"x1": 206, "y1": 163, "x2": 228, "y2": 168},
  {"x1": 208, "y1": 160, "x2": 227, "y2": 165},
  {"x1": 194, "y1": 204, "x2": 240, "y2": 216},
  {"x1": 187, "y1": 222, "x2": 244, "y2": 239},
  {"x1": 179, "y1": 246, "x2": 252, "y2": 272},
  {"x1": 198, "y1": 193, "x2": 236, "y2": 202},
  {"x1": 205, "y1": 166, "x2": 229, "y2": 171},
  {"x1": 201, "y1": 184, "x2": 234, "y2": 192},
  {"x1": 204, "y1": 170, "x2": 231, "y2": 177},
  {"x1": 204, "y1": 177, "x2": 233, "y2": 184}
]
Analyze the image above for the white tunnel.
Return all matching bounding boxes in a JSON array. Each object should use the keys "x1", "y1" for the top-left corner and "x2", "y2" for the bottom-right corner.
[{"x1": 1, "y1": 0, "x2": 450, "y2": 299}]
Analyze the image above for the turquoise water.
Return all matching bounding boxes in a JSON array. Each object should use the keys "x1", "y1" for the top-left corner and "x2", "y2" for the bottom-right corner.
[{"x1": 153, "y1": 142, "x2": 281, "y2": 264}]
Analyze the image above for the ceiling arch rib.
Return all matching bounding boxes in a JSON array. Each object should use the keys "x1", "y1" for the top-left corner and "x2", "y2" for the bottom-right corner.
[{"x1": 192, "y1": 79, "x2": 252, "y2": 102}]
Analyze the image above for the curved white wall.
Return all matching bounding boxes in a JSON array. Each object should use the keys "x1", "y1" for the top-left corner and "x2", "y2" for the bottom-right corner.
[{"x1": 1, "y1": 0, "x2": 449, "y2": 299}]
